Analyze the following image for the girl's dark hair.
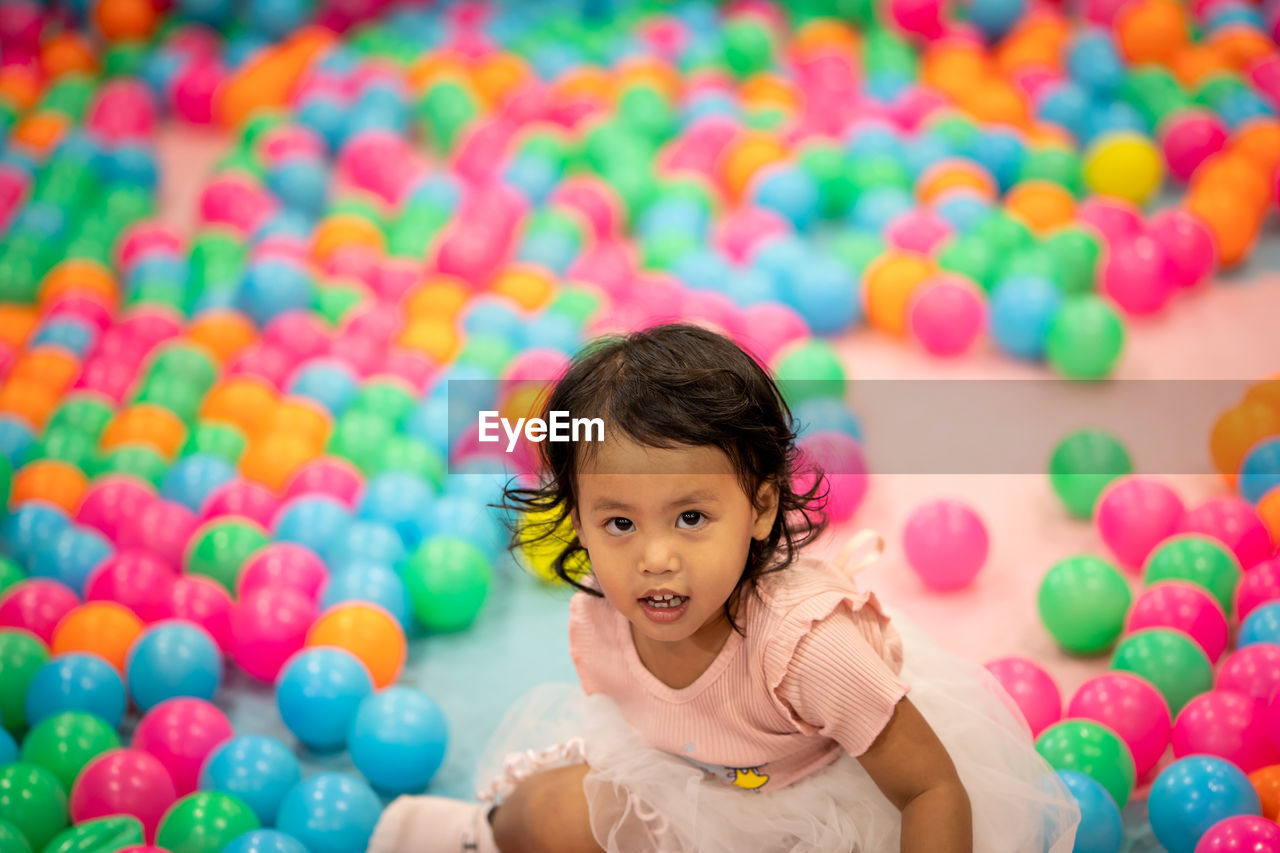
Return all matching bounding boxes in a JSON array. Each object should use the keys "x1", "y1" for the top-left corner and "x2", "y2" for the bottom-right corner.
[{"x1": 500, "y1": 322, "x2": 831, "y2": 636}]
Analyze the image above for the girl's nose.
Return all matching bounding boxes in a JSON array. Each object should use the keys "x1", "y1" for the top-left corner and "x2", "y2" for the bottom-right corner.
[{"x1": 639, "y1": 538, "x2": 679, "y2": 574}]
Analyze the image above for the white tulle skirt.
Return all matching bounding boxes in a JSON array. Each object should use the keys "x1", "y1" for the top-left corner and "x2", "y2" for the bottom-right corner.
[{"x1": 473, "y1": 608, "x2": 1081, "y2": 853}]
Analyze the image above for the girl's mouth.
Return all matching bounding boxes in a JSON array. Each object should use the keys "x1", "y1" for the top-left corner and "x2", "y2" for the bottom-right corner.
[{"x1": 639, "y1": 595, "x2": 689, "y2": 622}]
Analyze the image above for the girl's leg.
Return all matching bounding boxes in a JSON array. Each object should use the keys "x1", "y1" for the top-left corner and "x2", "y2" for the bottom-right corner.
[{"x1": 491, "y1": 763, "x2": 604, "y2": 853}]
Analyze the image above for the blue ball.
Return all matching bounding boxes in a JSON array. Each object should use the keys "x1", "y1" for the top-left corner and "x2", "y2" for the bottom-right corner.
[
  {"x1": 1219, "y1": 89, "x2": 1276, "y2": 131},
  {"x1": 31, "y1": 318, "x2": 94, "y2": 357},
  {"x1": 1082, "y1": 102, "x2": 1148, "y2": 146},
  {"x1": 1240, "y1": 438, "x2": 1280, "y2": 504},
  {"x1": 297, "y1": 93, "x2": 347, "y2": 153},
  {"x1": 864, "y1": 71, "x2": 912, "y2": 103},
  {"x1": 238, "y1": 259, "x2": 315, "y2": 327},
  {"x1": 461, "y1": 295, "x2": 529, "y2": 345},
  {"x1": 126, "y1": 621, "x2": 223, "y2": 711},
  {"x1": 844, "y1": 122, "x2": 901, "y2": 159},
  {"x1": 523, "y1": 310, "x2": 582, "y2": 354},
  {"x1": 933, "y1": 192, "x2": 993, "y2": 233},
  {"x1": 971, "y1": 128, "x2": 1027, "y2": 191},
  {"x1": 2, "y1": 503, "x2": 71, "y2": 571},
  {"x1": 349, "y1": 687, "x2": 449, "y2": 794},
  {"x1": 190, "y1": 286, "x2": 240, "y2": 316},
  {"x1": 1066, "y1": 29, "x2": 1125, "y2": 98},
  {"x1": 321, "y1": 563, "x2": 411, "y2": 630},
  {"x1": 749, "y1": 165, "x2": 820, "y2": 230},
  {"x1": 749, "y1": 234, "x2": 808, "y2": 298},
  {"x1": 1035, "y1": 82, "x2": 1090, "y2": 141},
  {"x1": 515, "y1": 231, "x2": 578, "y2": 273},
  {"x1": 413, "y1": 495, "x2": 506, "y2": 559},
  {"x1": 201, "y1": 736, "x2": 302, "y2": 827},
  {"x1": 276, "y1": 773, "x2": 382, "y2": 853},
  {"x1": 721, "y1": 267, "x2": 778, "y2": 308},
  {"x1": 161, "y1": 453, "x2": 237, "y2": 513},
  {"x1": 965, "y1": 0, "x2": 1026, "y2": 39},
  {"x1": 681, "y1": 90, "x2": 739, "y2": 123},
  {"x1": 177, "y1": 0, "x2": 234, "y2": 25},
  {"x1": 273, "y1": 496, "x2": 354, "y2": 562},
  {"x1": 326, "y1": 520, "x2": 407, "y2": 572},
  {"x1": 1057, "y1": 770, "x2": 1122, "y2": 853},
  {"x1": 25, "y1": 653, "x2": 127, "y2": 729},
  {"x1": 848, "y1": 187, "x2": 914, "y2": 233},
  {"x1": 287, "y1": 359, "x2": 360, "y2": 416},
  {"x1": 902, "y1": 133, "x2": 951, "y2": 179},
  {"x1": 0, "y1": 728, "x2": 16, "y2": 766},
  {"x1": 989, "y1": 275, "x2": 1063, "y2": 360},
  {"x1": 1238, "y1": 602, "x2": 1280, "y2": 647},
  {"x1": 1205, "y1": 1, "x2": 1265, "y2": 31},
  {"x1": 223, "y1": 830, "x2": 309, "y2": 853},
  {"x1": 1148, "y1": 755, "x2": 1261, "y2": 853},
  {"x1": 276, "y1": 648, "x2": 373, "y2": 752},
  {"x1": 405, "y1": 396, "x2": 450, "y2": 460},
  {"x1": 785, "y1": 255, "x2": 860, "y2": 335},
  {"x1": 793, "y1": 397, "x2": 864, "y2": 442},
  {"x1": 30, "y1": 525, "x2": 113, "y2": 596},
  {"x1": 503, "y1": 153, "x2": 560, "y2": 205},
  {"x1": 267, "y1": 158, "x2": 330, "y2": 219},
  {"x1": 672, "y1": 249, "x2": 734, "y2": 293},
  {"x1": 406, "y1": 174, "x2": 462, "y2": 211},
  {"x1": 0, "y1": 416, "x2": 35, "y2": 467},
  {"x1": 253, "y1": 211, "x2": 315, "y2": 242},
  {"x1": 359, "y1": 473, "x2": 436, "y2": 545},
  {"x1": 247, "y1": 0, "x2": 311, "y2": 39},
  {"x1": 100, "y1": 144, "x2": 159, "y2": 191}
]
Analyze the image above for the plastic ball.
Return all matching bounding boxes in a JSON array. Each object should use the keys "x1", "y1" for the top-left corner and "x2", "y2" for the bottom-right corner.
[
  {"x1": 1112, "y1": 628, "x2": 1214, "y2": 717},
  {"x1": 1069, "y1": 670, "x2": 1171, "y2": 780},
  {"x1": 0, "y1": 763, "x2": 68, "y2": 851},
  {"x1": 791, "y1": 431, "x2": 868, "y2": 524},
  {"x1": 1195, "y1": 815, "x2": 1280, "y2": 853},
  {"x1": 230, "y1": 588, "x2": 317, "y2": 683},
  {"x1": 275, "y1": 773, "x2": 380, "y2": 853},
  {"x1": 1236, "y1": 559, "x2": 1280, "y2": 623},
  {"x1": 20, "y1": 710, "x2": 121, "y2": 794},
  {"x1": 901, "y1": 499, "x2": 988, "y2": 591},
  {"x1": 907, "y1": 275, "x2": 985, "y2": 357},
  {"x1": 69, "y1": 748, "x2": 176, "y2": 841},
  {"x1": 1045, "y1": 294, "x2": 1125, "y2": 380},
  {"x1": 29, "y1": 526, "x2": 113, "y2": 596},
  {"x1": 863, "y1": 252, "x2": 935, "y2": 337},
  {"x1": 282, "y1": 457, "x2": 364, "y2": 508},
  {"x1": 1239, "y1": 603, "x2": 1280, "y2": 647},
  {"x1": 275, "y1": 647, "x2": 373, "y2": 753},
  {"x1": 0, "y1": 578, "x2": 79, "y2": 644},
  {"x1": 1095, "y1": 476, "x2": 1186, "y2": 571},
  {"x1": 1056, "y1": 769, "x2": 1123, "y2": 853},
  {"x1": 2, "y1": 503, "x2": 71, "y2": 570},
  {"x1": 156, "y1": 791, "x2": 260, "y2": 853},
  {"x1": 983, "y1": 657, "x2": 1061, "y2": 737},
  {"x1": 222, "y1": 829, "x2": 309, "y2": 853},
  {"x1": 185, "y1": 519, "x2": 270, "y2": 594},
  {"x1": 132, "y1": 698, "x2": 233, "y2": 797},
  {"x1": 1149, "y1": 755, "x2": 1262, "y2": 853},
  {"x1": 1160, "y1": 110, "x2": 1228, "y2": 182},
  {"x1": 125, "y1": 621, "x2": 222, "y2": 711},
  {"x1": 1035, "y1": 718, "x2": 1137, "y2": 808},
  {"x1": 85, "y1": 551, "x2": 176, "y2": 624},
  {"x1": 1174, "y1": 689, "x2": 1280, "y2": 772},
  {"x1": 1129, "y1": 581, "x2": 1229, "y2": 664},
  {"x1": 0, "y1": 818, "x2": 28, "y2": 853},
  {"x1": 1178, "y1": 497, "x2": 1272, "y2": 570},
  {"x1": 1143, "y1": 535, "x2": 1242, "y2": 617},
  {"x1": 1248, "y1": 764, "x2": 1280, "y2": 821},
  {"x1": 319, "y1": 563, "x2": 411, "y2": 630},
  {"x1": 1240, "y1": 439, "x2": 1280, "y2": 505},
  {"x1": 1038, "y1": 554, "x2": 1132, "y2": 654},
  {"x1": 169, "y1": 576, "x2": 233, "y2": 653},
  {"x1": 1048, "y1": 429, "x2": 1133, "y2": 520},
  {"x1": 402, "y1": 537, "x2": 494, "y2": 634},
  {"x1": 304, "y1": 602, "x2": 405, "y2": 689},
  {"x1": 199, "y1": 735, "x2": 300, "y2": 828},
  {"x1": 348, "y1": 686, "x2": 449, "y2": 794},
  {"x1": 988, "y1": 274, "x2": 1063, "y2": 360},
  {"x1": 24, "y1": 652, "x2": 126, "y2": 730},
  {"x1": 325, "y1": 520, "x2": 406, "y2": 574},
  {"x1": 1100, "y1": 233, "x2": 1174, "y2": 316},
  {"x1": 238, "y1": 543, "x2": 327, "y2": 603},
  {"x1": 51, "y1": 602, "x2": 144, "y2": 675}
]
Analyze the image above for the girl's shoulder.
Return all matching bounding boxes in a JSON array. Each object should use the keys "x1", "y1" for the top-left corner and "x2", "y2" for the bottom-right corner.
[{"x1": 751, "y1": 529, "x2": 885, "y2": 613}]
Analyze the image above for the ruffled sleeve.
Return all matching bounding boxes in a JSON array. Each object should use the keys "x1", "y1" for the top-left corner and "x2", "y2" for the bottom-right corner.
[
  {"x1": 764, "y1": 591, "x2": 910, "y2": 758},
  {"x1": 568, "y1": 591, "x2": 601, "y2": 696}
]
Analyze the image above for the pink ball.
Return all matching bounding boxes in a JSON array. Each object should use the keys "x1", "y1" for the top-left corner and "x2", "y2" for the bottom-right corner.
[
  {"x1": 1195, "y1": 815, "x2": 1280, "y2": 853},
  {"x1": 1249, "y1": 54, "x2": 1280, "y2": 105},
  {"x1": 198, "y1": 174, "x2": 275, "y2": 235},
  {"x1": 259, "y1": 126, "x2": 327, "y2": 167},
  {"x1": 1067, "y1": 671, "x2": 1171, "y2": 779},
  {"x1": 1148, "y1": 207, "x2": 1217, "y2": 290},
  {"x1": 263, "y1": 311, "x2": 331, "y2": 361},
  {"x1": 679, "y1": 289, "x2": 742, "y2": 339},
  {"x1": 551, "y1": 176, "x2": 621, "y2": 241},
  {"x1": 372, "y1": 257, "x2": 425, "y2": 304},
  {"x1": 1127, "y1": 580, "x2": 1229, "y2": 663},
  {"x1": 132, "y1": 698, "x2": 234, "y2": 796},
  {"x1": 886, "y1": 209, "x2": 952, "y2": 255},
  {"x1": 1095, "y1": 476, "x2": 1186, "y2": 571},
  {"x1": 339, "y1": 130, "x2": 415, "y2": 204},
  {"x1": 459, "y1": 182, "x2": 526, "y2": 242},
  {"x1": 224, "y1": 343, "x2": 295, "y2": 389},
  {"x1": 889, "y1": 0, "x2": 946, "y2": 37},
  {"x1": 1100, "y1": 233, "x2": 1175, "y2": 316},
  {"x1": 76, "y1": 477, "x2": 156, "y2": 544},
  {"x1": 326, "y1": 333, "x2": 385, "y2": 378},
  {"x1": 1216, "y1": 643, "x2": 1280, "y2": 702},
  {"x1": 793, "y1": 431, "x2": 869, "y2": 523},
  {"x1": 714, "y1": 206, "x2": 791, "y2": 264},
  {"x1": 70, "y1": 748, "x2": 177, "y2": 843},
  {"x1": 198, "y1": 480, "x2": 281, "y2": 529},
  {"x1": 501, "y1": 348, "x2": 572, "y2": 385},
  {"x1": 1084, "y1": 0, "x2": 1130, "y2": 24},
  {"x1": 902, "y1": 499, "x2": 989, "y2": 591},
  {"x1": 1159, "y1": 109, "x2": 1228, "y2": 183},
  {"x1": 87, "y1": 79, "x2": 158, "y2": 143},
  {"x1": 452, "y1": 119, "x2": 517, "y2": 185},
  {"x1": 432, "y1": 223, "x2": 507, "y2": 287},
  {"x1": 342, "y1": 303, "x2": 403, "y2": 342},
  {"x1": 85, "y1": 551, "x2": 177, "y2": 624},
  {"x1": 171, "y1": 57, "x2": 225, "y2": 125},
  {"x1": 46, "y1": 293, "x2": 114, "y2": 334},
  {"x1": 0, "y1": 579, "x2": 79, "y2": 645},
  {"x1": 378, "y1": 349, "x2": 437, "y2": 392},
  {"x1": 1265, "y1": 689, "x2": 1280, "y2": 760},
  {"x1": 238, "y1": 543, "x2": 328, "y2": 602},
  {"x1": 72, "y1": 357, "x2": 136, "y2": 403},
  {"x1": 118, "y1": 309, "x2": 183, "y2": 350},
  {"x1": 1178, "y1": 496, "x2": 1272, "y2": 570},
  {"x1": 118, "y1": 848, "x2": 168, "y2": 853},
  {"x1": 660, "y1": 116, "x2": 739, "y2": 179},
  {"x1": 1172, "y1": 689, "x2": 1280, "y2": 772},
  {"x1": 1237, "y1": 558, "x2": 1280, "y2": 623},
  {"x1": 282, "y1": 457, "x2": 364, "y2": 508},
  {"x1": 1077, "y1": 197, "x2": 1144, "y2": 245},
  {"x1": 566, "y1": 241, "x2": 635, "y2": 300},
  {"x1": 984, "y1": 656, "x2": 1062, "y2": 738},
  {"x1": 908, "y1": 274, "x2": 986, "y2": 357},
  {"x1": 117, "y1": 500, "x2": 198, "y2": 570},
  {"x1": 739, "y1": 302, "x2": 810, "y2": 365},
  {"x1": 169, "y1": 576, "x2": 233, "y2": 653},
  {"x1": 230, "y1": 587, "x2": 317, "y2": 683}
]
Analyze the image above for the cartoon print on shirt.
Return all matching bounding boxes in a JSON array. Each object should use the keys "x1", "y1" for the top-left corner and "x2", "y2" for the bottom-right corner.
[{"x1": 728, "y1": 767, "x2": 770, "y2": 789}]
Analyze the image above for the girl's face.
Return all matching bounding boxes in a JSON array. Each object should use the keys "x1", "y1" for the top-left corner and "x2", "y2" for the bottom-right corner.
[{"x1": 570, "y1": 437, "x2": 779, "y2": 650}]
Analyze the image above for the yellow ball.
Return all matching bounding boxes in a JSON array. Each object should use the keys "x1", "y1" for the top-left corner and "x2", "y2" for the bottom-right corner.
[
  {"x1": 516, "y1": 507, "x2": 589, "y2": 585},
  {"x1": 1083, "y1": 131, "x2": 1164, "y2": 206}
]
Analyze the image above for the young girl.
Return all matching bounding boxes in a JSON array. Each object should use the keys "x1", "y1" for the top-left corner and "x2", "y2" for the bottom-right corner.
[{"x1": 369, "y1": 323, "x2": 1080, "y2": 853}]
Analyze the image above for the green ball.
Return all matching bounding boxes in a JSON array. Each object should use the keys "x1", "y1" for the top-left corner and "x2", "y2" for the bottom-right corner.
[
  {"x1": 937, "y1": 233, "x2": 1000, "y2": 292},
  {"x1": 123, "y1": 279, "x2": 187, "y2": 314},
  {"x1": 722, "y1": 17, "x2": 775, "y2": 78},
  {"x1": 403, "y1": 537, "x2": 494, "y2": 633},
  {"x1": 132, "y1": 375, "x2": 204, "y2": 424},
  {"x1": 182, "y1": 423, "x2": 248, "y2": 465},
  {"x1": 547, "y1": 286, "x2": 603, "y2": 327},
  {"x1": 417, "y1": 80, "x2": 480, "y2": 154},
  {"x1": 0, "y1": 819, "x2": 32, "y2": 853},
  {"x1": 31, "y1": 427, "x2": 97, "y2": 470},
  {"x1": 0, "y1": 629, "x2": 50, "y2": 732},
  {"x1": 798, "y1": 142, "x2": 857, "y2": 219},
  {"x1": 824, "y1": 231, "x2": 885, "y2": 277},
  {"x1": 146, "y1": 344, "x2": 219, "y2": 393},
  {"x1": 1143, "y1": 535, "x2": 1241, "y2": 615},
  {"x1": 0, "y1": 455, "x2": 11, "y2": 509},
  {"x1": 1049, "y1": 430, "x2": 1133, "y2": 519},
  {"x1": 642, "y1": 232, "x2": 700, "y2": 271},
  {"x1": 185, "y1": 520, "x2": 270, "y2": 593},
  {"x1": 348, "y1": 380, "x2": 417, "y2": 429},
  {"x1": 0, "y1": 557, "x2": 24, "y2": 597},
  {"x1": 617, "y1": 84, "x2": 676, "y2": 143},
  {"x1": 1034, "y1": 720, "x2": 1136, "y2": 809},
  {"x1": 39, "y1": 815, "x2": 145, "y2": 853},
  {"x1": 1020, "y1": 145, "x2": 1084, "y2": 196},
  {"x1": 327, "y1": 411, "x2": 394, "y2": 475},
  {"x1": 0, "y1": 763, "x2": 68, "y2": 852},
  {"x1": 1044, "y1": 226, "x2": 1102, "y2": 295},
  {"x1": 46, "y1": 395, "x2": 114, "y2": 440},
  {"x1": 39, "y1": 75, "x2": 95, "y2": 122},
  {"x1": 1046, "y1": 294, "x2": 1126, "y2": 380},
  {"x1": 19, "y1": 712, "x2": 121, "y2": 795},
  {"x1": 1001, "y1": 245, "x2": 1065, "y2": 291},
  {"x1": 973, "y1": 210, "x2": 1035, "y2": 257},
  {"x1": 155, "y1": 792, "x2": 259, "y2": 853},
  {"x1": 103, "y1": 41, "x2": 148, "y2": 78},
  {"x1": 1037, "y1": 555, "x2": 1132, "y2": 655},
  {"x1": 772, "y1": 340, "x2": 848, "y2": 407},
  {"x1": 847, "y1": 153, "x2": 911, "y2": 195},
  {"x1": 314, "y1": 283, "x2": 366, "y2": 328},
  {"x1": 92, "y1": 445, "x2": 169, "y2": 488},
  {"x1": 371, "y1": 437, "x2": 446, "y2": 490},
  {"x1": 1111, "y1": 628, "x2": 1213, "y2": 717},
  {"x1": 456, "y1": 335, "x2": 518, "y2": 378}
]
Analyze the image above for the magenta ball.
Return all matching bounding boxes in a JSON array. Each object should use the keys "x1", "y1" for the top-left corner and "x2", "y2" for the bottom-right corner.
[
  {"x1": 117, "y1": 224, "x2": 182, "y2": 274},
  {"x1": 794, "y1": 431, "x2": 869, "y2": 523},
  {"x1": 1068, "y1": 671, "x2": 1172, "y2": 779},
  {"x1": 886, "y1": 209, "x2": 952, "y2": 255},
  {"x1": 1095, "y1": 476, "x2": 1186, "y2": 571},
  {"x1": 117, "y1": 499, "x2": 198, "y2": 569},
  {"x1": 1195, "y1": 815, "x2": 1280, "y2": 853},
  {"x1": 263, "y1": 312, "x2": 330, "y2": 361},
  {"x1": 70, "y1": 748, "x2": 177, "y2": 843},
  {"x1": 1178, "y1": 496, "x2": 1273, "y2": 570},
  {"x1": 170, "y1": 576, "x2": 233, "y2": 653},
  {"x1": 1237, "y1": 559, "x2": 1280, "y2": 623},
  {"x1": 132, "y1": 697, "x2": 235, "y2": 796},
  {"x1": 1217, "y1": 644, "x2": 1280, "y2": 702},
  {"x1": 1077, "y1": 197, "x2": 1144, "y2": 245},
  {"x1": 0, "y1": 578, "x2": 79, "y2": 644},
  {"x1": 73, "y1": 356, "x2": 137, "y2": 403},
  {"x1": 908, "y1": 275, "x2": 986, "y2": 357},
  {"x1": 116, "y1": 310, "x2": 182, "y2": 348},
  {"x1": 198, "y1": 173, "x2": 275, "y2": 235},
  {"x1": 1172, "y1": 689, "x2": 1280, "y2": 773},
  {"x1": 230, "y1": 587, "x2": 317, "y2": 683},
  {"x1": 1127, "y1": 580, "x2": 1229, "y2": 663},
  {"x1": 902, "y1": 499, "x2": 989, "y2": 591},
  {"x1": 738, "y1": 302, "x2": 810, "y2": 365},
  {"x1": 172, "y1": 57, "x2": 225, "y2": 126},
  {"x1": 199, "y1": 480, "x2": 281, "y2": 528},
  {"x1": 714, "y1": 206, "x2": 791, "y2": 263},
  {"x1": 380, "y1": 349, "x2": 436, "y2": 392},
  {"x1": 551, "y1": 177, "x2": 622, "y2": 240},
  {"x1": 1149, "y1": 207, "x2": 1217, "y2": 290},
  {"x1": 339, "y1": 130, "x2": 415, "y2": 202},
  {"x1": 281, "y1": 457, "x2": 364, "y2": 507},
  {"x1": 85, "y1": 551, "x2": 177, "y2": 624},
  {"x1": 238, "y1": 543, "x2": 328, "y2": 602},
  {"x1": 87, "y1": 78, "x2": 158, "y2": 143},
  {"x1": 889, "y1": 0, "x2": 946, "y2": 37},
  {"x1": 1159, "y1": 109, "x2": 1228, "y2": 182},
  {"x1": 259, "y1": 125, "x2": 327, "y2": 167},
  {"x1": 1100, "y1": 233, "x2": 1175, "y2": 316},
  {"x1": 343, "y1": 304, "x2": 403, "y2": 341},
  {"x1": 225, "y1": 343, "x2": 295, "y2": 389},
  {"x1": 77, "y1": 477, "x2": 157, "y2": 544},
  {"x1": 679, "y1": 290, "x2": 742, "y2": 339},
  {"x1": 373, "y1": 257, "x2": 425, "y2": 304},
  {"x1": 984, "y1": 656, "x2": 1061, "y2": 738},
  {"x1": 661, "y1": 116, "x2": 738, "y2": 179}
]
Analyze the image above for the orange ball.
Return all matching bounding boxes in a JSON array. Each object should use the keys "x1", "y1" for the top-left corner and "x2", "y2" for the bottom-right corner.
[
  {"x1": 1005, "y1": 181, "x2": 1078, "y2": 233},
  {"x1": 718, "y1": 132, "x2": 788, "y2": 201},
  {"x1": 406, "y1": 53, "x2": 468, "y2": 93},
  {"x1": 9, "y1": 347, "x2": 81, "y2": 393},
  {"x1": 1191, "y1": 152, "x2": 1272, "y2": 213},
  {"x1": 918, "y1": 159, "x2": 998, "y2": 203},
  {"x1": 490, "y1": 266, "x2": 554, "y2": 311},
  {"x1": 1244, "y1": 380, "x2": 1280, "y2": 414},
  {"x1": 51, "y1": 602, "x2": 145, "y2": 674},
  {"x1": 258, "y1": 398, "x2": 332, "y2": 448},
  {"x1": 1230, "y1": 119, "x2": 1280, "y2": 175},
  {"x1": 1171, "y1": 45, "x2": 1234, "y2": 88},
  {"x1": 311, "y1": 215, "x2": 385, "y2": 264},
  {"x1": 1115, "y1": 0, "x2": 1189, "y2": 64},
  {"x1": 1187, "y1": 184, "x2": 1262, "y2": 268},
  {"x1": 406, "y1": 276, "x2": 469, "y2": 320},
  {"x1": 39, "y1": 259, "x2": 119, "y2": 309},
  {"x1": 552, "y1": 67, "x2": 615, "y2": 103},
  {"x1": 791, "y1": 19, "x2": 859, "y2": 58},
  {"x1": 200, "y1": 376, "x2": 278, "y2": 435},
  {"x1": 0, "y1": 66, "x2": 41, "y2": 112},
  {"x1": 617, "y1": 57, "x2": 682, "y2": 102},
  {"x1": 99, "y1": 404, "x2": 187, "y2": 460},
  {"x1": 1251, "y1": 764, "x2": 1280, "y2": 821},
  {"x1": 1025, "y1": 122, "x2": 1077, "y2": 148},
  {"x1": 306, "y1": 603, "x2": 406, "y2": 689},
  {"x1": 863, "y1": 253, "x2": 937, "y2": 336},
  {"x1": 0, "y1": 305, "x2": 39, "y2": 348},
  {"x1": 995, "y1": 33, "x2": 1064, "y2": 77},
  {"x1": 959, "y1": 81, "x2": 1030, "y2": 128},
  {"x1": 185, "y1": 310, "x2": 257, "y2": 365},
  {"x1": 93, "y1": 0, "x2": 159, "y2": 42},
  {"x1": 922, "y1": 42, "x2": 990, "y2": 97},
  {"x1": 40, "y1": 31, "x2": 99, "y2": 78},
  {"x1": 9, "y1": 460, "x2": 89, "y2": 514},
  {"x1": 740, "y1": 72, "x2": 800, "y2": 113},
  {"x1": 1210, "y1": 401, "x2": 1280, "y2": 483},
  {"x1": 10, "y1": 112, "x2": 69, "y2": 156},
  {"x1": 239, "y1": 431, "x2": 318, "y2": 492},
  {"x1": 469, "y1": 52, "x2": 533, "y2": 107},
  {"x1": 0, "y1": 379, "x2": 60, "y2": 429},
  {"x1": 397, "y1": 317, "x2": 460, "y2": 364},
  {"x1": 1257, "y1": 488, "x2": 1280, "y2": 549},
  {"x1": 1209, "y1": 28, "x2": 1275, "y2": 70}
]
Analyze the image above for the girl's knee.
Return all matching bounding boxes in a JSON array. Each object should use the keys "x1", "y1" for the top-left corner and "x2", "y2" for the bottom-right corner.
[{"x1": 493, "y1": 764, "x2": 600, "y2": 853}]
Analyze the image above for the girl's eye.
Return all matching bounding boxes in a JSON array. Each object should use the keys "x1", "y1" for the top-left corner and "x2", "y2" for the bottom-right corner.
[
  {"x1": 678, "y1": 511, "x2": 706, "y2": 528},
  {"x1": 605, "y1": 517, "x2": 633, "y2": 534}
]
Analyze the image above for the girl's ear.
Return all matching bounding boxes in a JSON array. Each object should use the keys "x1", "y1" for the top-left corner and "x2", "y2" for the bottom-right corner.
[
  {"x1": 570, "y1": 507, "x2": 583, "y2": 542},
  {"x1": 751, "y1": 481, "x2": 780, "y2": 540}
]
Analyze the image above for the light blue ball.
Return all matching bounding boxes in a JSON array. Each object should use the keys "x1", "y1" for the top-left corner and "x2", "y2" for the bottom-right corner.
[
  {"x1": 276, "y1": 648, "x2": 373, "y2": 752},
  {"x1": 1067, "y1": 29, "x2": 1125, "y2": 98},
  {"x1": 0, "y1": 415, "x2": 36, "y2": 467},
  {"x1": 406, "y1": 173, "x2": 462, "y2": 211},
  {"x1": 750, "y1": 234, "x2": 808, "y2": 298},
  {"x1": 1148, "y1": 756, "x2": 1261, "y2": 853},
  {"x1": 1057, "y1": 770, "x2": 1122, "y2": 853},
  {"x1": 359, "y1": 473, "x2": 436, "y2": 545},
  {"x1": 100, "y1": 144, "x2": 159, "y2": 191},
  {"x1": 672, "y1": 248, "x2": 734, "y2": 292},
  {"x1": 201, "y1": 736, "x2": 302, "y2": 827},
  {"x1": 502, "y1": 153, "x2": 560, "y2": 205},
  {"x1": 247, "y1": 0, "x2": 312, "y2": 39},
  {"x1": 461, "y1": 295, "x2": 529, "y2": 345},
  {"x1": 286, "y1": 359, "x2": 360, "y2": 415},
  {"x1": 1238, "y1": 602, "x2": 1280, "y2": 647},
  {"x1": 636, "y1": 197, "x2": 710, "y2": 242},
  {"x1": 793, "y1": 397, "x2": 864, "y2": 442},
  {"x1": 190, "y1": 285, "x2": 240, "y2": 316},
  {"x1": 238, "y1": 259, "x2": 315, "y2": 327},
  {"x1": 965, "y1": 0, "x2": 1026, "y2": 39},
  {"x1": 276, "y1": 773, "x2": 381, "y2": 853},
  {"x1": 524, "y1": 310, "x2": 582, "y2": 353},
  {"x1": 848, "y1": 187, "x2": 914, "y2": 233},
  {"x1": 0, "y1": 728, "x2": 16, "y2": 766},
  {"x1": 25, "y1": 653, "x2": 127, "y2": 729},
  {"x1": 681, "y1": 90, "x2": 739, "y2": 123},
  {"x1": 844, "y1": 122, "x2": 901, "y2": 159},
  {"x1": 902, "y1": 133, "x2": 951, "y2": 178},
  {"x1": 254, "y1": 211, "x2": 315, "y2": 242},
  {"x1": 1240, "y1": 438, "x2": 1280, "y2": 504},
  {"x1": 749, "y1": 165, "x2": 820, "y2": 230},
  {"x1": 273, "y1": 496, "x2": 354, "y2": 561},
  {"x1": 349, "y1": 687, "x2": 449, "y2": 795},
  {"x1": 1219, "y1": 90, "x2": 1276, "y2": 130},
  {"x1": 268, "y1": 158, "x2": 330, "y2": 219},
  {"x1": 30, "y1": 526, "x2": 113, "y2": 596},
  {"x1": 1205, "y1": 2, "x2": 1265, "y2": 31},
  {"x1": 933, "y1": 192, "x2": 993, "y2": 233},
  {"x1": 321, "y1": 563, "x2": 411, "y2": 630},
  {"x1": 515, "y1": 231, "x2": 578, "y2": 273},
  {"x1": 31, "y1": 318, "x2": 94, "y2": 357},
  {"x1": 326, "y1": 520, "x2": 407, "y2": 572},
  {"x1": 864, "y1": 71, "x2": 911, "y2": 103},
  {"x1": 126, "y1": 622, "x2": 223, "y2": 711},
  {"x1": 223, "y1": 829, "x2": 309, "y2": 853},
  {"x1": 785, "y1": 256, "x2": 860, "y2": 335},
  {"x1": 971, "y1": 128, "x2": 1027, "y2": 191},
  {"x1": 297, "y1": 93, "x2": 347, "y2": 152},
  {"x1": 161, "y1": 453, "x2": 237, "y2": 513},
  {"x1": 1083, "y1": 101, "x2": 1148, "y2": 146},
  {"x1": 2, "y1": 503, "x2": 71, "y2": 571},
  {"x1": 721, "y1": 267, "x2": 777, "y2": 308},
  {"x1": 412, "y1": 495, "x2": 506, "y2": 560},
  {"x1": 405, "y1": 396, "x2": 450, "y2": 460},
  {"x1": 989, "y1": 275, "x2": 1063, "y2": 360},
  {"x1": 1035, "y1": 82, "x2": 1090, "y2": 141}
]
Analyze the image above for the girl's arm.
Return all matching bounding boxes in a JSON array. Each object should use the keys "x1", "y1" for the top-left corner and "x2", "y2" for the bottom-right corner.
[{"x1": 857, "y1": 698, "x2": 973, "y2": 853}]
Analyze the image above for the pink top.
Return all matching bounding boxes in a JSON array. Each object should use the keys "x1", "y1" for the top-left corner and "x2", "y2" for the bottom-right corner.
[{"x1": 568, "y1": 536, "x2": 911, "y2": 792}]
